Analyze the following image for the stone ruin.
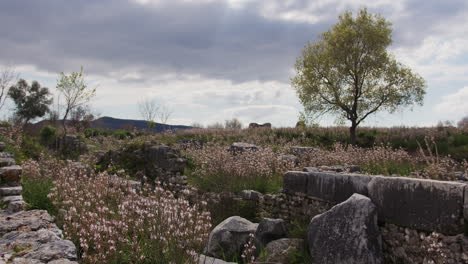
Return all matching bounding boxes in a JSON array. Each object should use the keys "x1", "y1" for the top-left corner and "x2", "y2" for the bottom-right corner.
[
  {"x1": 0, "y1": 142, "x2": 78, "y2": 264},
  {"x1": 205, "y1": 169, "x2": 468, "y2": 263}
]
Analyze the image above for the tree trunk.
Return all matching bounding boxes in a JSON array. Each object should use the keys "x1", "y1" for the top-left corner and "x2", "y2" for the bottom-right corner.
[{"x1": 350, "y1": 122, "x2": 357, "y2": 145}]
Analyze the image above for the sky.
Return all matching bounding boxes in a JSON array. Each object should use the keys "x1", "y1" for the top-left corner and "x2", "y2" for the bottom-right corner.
[{"x1": 0, "y1": 0, "x2": 467, "y2": 127}]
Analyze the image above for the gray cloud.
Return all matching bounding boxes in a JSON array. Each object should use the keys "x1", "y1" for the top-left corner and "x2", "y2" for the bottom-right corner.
[{"x1": 0, "y1": 0, "x2": 466, "y2": 85}]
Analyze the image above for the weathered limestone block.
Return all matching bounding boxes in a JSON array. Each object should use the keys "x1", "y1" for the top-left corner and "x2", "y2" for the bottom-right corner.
[
  {"x1": 306, "y1": 171, "x2": 371, "y2": 203},
  {"x1": 22, "y1": 240, "x2": 77, "y2": 263},
  {"x1": 0, "y1": 157, "x2": 15, "y2": 167},
  {"x1": 228, "y1": 142, "x2": 258, "y2": 153},
  {"x1": 0, "y1": 165, "x2": 22, "y2": 185},
  {"x1": 0, "y1": 210, "x2": 56, "y2": 236},
  {"x1": 307, "y1": 193, "x2": 383, "y2": 264},
  {"x1": 198, "y1": 255, "x2": 237, "y2": 264},
  {"x1": 254, "y1": 218, "x2": 287, "y2": 247},
  {"x1": 464, "y1": 185, "x2": 468, "y2": 222},
  {"x1": 264, "y1": 238, "x2": 304, "y2": 264},
  {"x1": 368, "y1": 176, "x2": 465, "y2": 234},
  {"x1": 205, "y1": 216, "x2": 258, "y2": 260},
  {"x1": 0, "y1": 186, "x2": 22, "y2": 196},
  {"x1": 283, "y1": 171, "x2": 308, "y2": 194}
]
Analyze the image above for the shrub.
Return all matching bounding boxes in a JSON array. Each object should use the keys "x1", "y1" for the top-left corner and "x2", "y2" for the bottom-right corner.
[
  {"x1": 40, "y1": 125, "x2": 56, "y2": 146},
  {"x1": 48, "y1": 162, "x2": 211, "y2": 264},
  {"x1": 21, "y1": 159, "x2": 56, "y2": 214}
]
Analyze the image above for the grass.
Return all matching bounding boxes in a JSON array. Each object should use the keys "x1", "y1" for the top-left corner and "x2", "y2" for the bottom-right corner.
[{"x1": 21, "y1": 175, "x2": 57, "y2": 215}]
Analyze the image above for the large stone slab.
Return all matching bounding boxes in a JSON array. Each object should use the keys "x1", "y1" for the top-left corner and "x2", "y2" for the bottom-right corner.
[
  {"x1": 306, "y1": 171, "x2": 372, "y2": 203},
  {"x1": 283, "y1": 171, "x2": 309, "y2": 194},
  {"x1": 307, "y1": 194, "x2": 383, "y2": 264},
  {"x1": 368, "y1": 176, "x2": 466, "y2": 235}
]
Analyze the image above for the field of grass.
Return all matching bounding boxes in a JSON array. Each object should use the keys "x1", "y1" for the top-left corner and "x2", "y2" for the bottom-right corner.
[{"x1": 2, "y1": 122, "x2": 468, "y2": 263}]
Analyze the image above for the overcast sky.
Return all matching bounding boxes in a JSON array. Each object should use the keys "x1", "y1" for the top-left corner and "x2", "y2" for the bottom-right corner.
[{"x1": 1, "y1": 0, "x2": 467, "y2": 127}]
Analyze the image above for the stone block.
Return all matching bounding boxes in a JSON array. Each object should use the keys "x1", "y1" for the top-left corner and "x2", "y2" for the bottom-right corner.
[
  {"x1": 283, "y1": 171, "x2": 308, "y2": 194},
  {"x1": 368, "y1": 176, "x2": 465, "y2": 235},
  {"x1": 0, "y1": 186, "x2": 22, "y2": 196},
  {"x1": 305, "y1": 171, "x2": 372, "y2": 203},
  {"x1": 0, "y1": 165, "x2": 22, "y2": 184}
]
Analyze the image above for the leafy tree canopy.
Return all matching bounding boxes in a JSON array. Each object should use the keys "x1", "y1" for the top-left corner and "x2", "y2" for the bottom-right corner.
[
  {"x1": 292, "y1": 8, "x2": 426, "y2": 144},
  {"x1": 8, "y1": 79, "x2": 52, "y2": 123}
]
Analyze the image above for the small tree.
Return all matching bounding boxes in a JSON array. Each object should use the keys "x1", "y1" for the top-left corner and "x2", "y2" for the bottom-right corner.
[
  {"x1": 138, "y1": 98, "x2": 159, "y2": 129},
  {"x1": 0, "y1": 67, "x2": 18, "y2": 111},
  {"x1": 8, "y1": 79, "x2": 52, "y2": 124},
  {"x1": 292, "y1": 9, "x2": 426, "y2": 144},
  {"x1": 225, "y1": 118, "x2": 243, "y2": 129},
  {"x1": 56, "y1": 67, "x2": 95, "y2": 136},
  {"x1": 158, "y1": 104, "x2": 173, "y2": 125}
]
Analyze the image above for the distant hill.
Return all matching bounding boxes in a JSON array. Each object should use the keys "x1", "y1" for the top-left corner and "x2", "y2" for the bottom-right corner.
[
  {"x1": 30, "y1": 116, "x2": 192, "y2": 134},
  {"x1": 91, "y1": 116, "x2": 192, "y2": 132}
]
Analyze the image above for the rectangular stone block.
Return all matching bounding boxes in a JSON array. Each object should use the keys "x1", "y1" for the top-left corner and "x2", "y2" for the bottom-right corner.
[
  {"x1": 283, "y1": 171, "x2": 309, "y2": 194},
  {"x1": 305, "y1": 172, "x2": 372, "y2": 203},
  {"x1": 368, "y1": 176, "x2": 465, "y2": 235},
  {"x1": 464, "y1": 185, "x2": 468, "y2": 223}
]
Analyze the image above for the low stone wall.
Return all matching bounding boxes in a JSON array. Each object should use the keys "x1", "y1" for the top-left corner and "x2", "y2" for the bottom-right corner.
[
  {"x1": 0, "y1": 143, "x2": 78, "y2": 264},
  {"x1": 281, "y1": 170, "x2": 468, "y2": 263}
]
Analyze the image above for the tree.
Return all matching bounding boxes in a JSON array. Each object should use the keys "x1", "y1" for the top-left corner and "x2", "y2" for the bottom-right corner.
[
  {"x1": 138, "y1": 98, "x2": 159, "y2": 129},
  {"x1": 157, "y1": 104, "x2": 173, "y2": 125},
  {"x1": 225, "y1": 118, "x2": 242, "y2": 129},
  {"x1": 70, "y1": 105, "x2": 95, "y2": 132},
  {"x1": 0, "y1": 67, "x2": 18, "y2": 111},
  {"x1": 8, "y1": 79, "x2": 53, "y2": 123},
  {"x1": 56, "y1": 67, "x2": 96, "y2": 136},
  {"x1": 292, "y1": 9, "x2": 426, "y2": 144}
]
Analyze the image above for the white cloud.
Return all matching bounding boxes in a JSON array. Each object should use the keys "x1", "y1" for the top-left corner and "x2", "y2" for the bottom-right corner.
[{"x1": 434, "y1": 86, "x2": 468, "y2": 116}]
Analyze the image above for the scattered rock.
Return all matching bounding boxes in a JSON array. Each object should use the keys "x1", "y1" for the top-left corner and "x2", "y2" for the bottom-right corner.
[
  {"x1": 254, "y1": 218, "x2": 287, "y2": 247},
  {"x1": 264, "y1": 238, "x2": 304, "y2": 264},
  {"x1": 57, "y1": 135, "x2": 88, "y2": 154},
  {"x1": 280, "y1": 154, "x2": 299, "y2": 165},
  {"x1": 198, "y1": 254, "x2": 237, "y2": 264},
  {"x1": 290, "y1": 146, "x2": 319, "y2": 157},
  {"x1": 205, "y1": 216, "x2": 258, "y2": 260},
  {"x1": 228, "y1": 142, "x2": 258, "y2": 153},
  {"x1": 240, "y1": 190, "x2": 262, "y2": 201},
  {"x1": 308, "y1": 193, "x2": 383, "y2": 264}
]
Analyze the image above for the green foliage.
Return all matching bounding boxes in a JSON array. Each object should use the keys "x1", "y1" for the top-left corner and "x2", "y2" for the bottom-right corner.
[
  {"x1": 292, "y1": 8, "x2": 426, "y2": 143},
  {"x1": 8, "y1": 79, "x2": 53, "y2": 123},
  {"x1": 22, "y1": 175, "x2": 56, "y2": 215},
  {"x1": 188, "y1": 169, "x2": 283, "y2": 194},
  {"x1": 21, "y1": 136, "x2": 45, "y2": 160},
  {"x1": 56, "y1": 66, "x2": 96, "y2": 136},
  {"x1": 40, "y1": 125, "x2": 56, "y2": 145}
]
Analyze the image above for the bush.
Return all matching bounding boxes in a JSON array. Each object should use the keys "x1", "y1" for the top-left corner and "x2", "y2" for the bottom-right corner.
[
  {"x1": 40, "y1": 125, "x2": 56, "y2": 146},
  {"x1": 21, "y1": 160, "x2": 57, "y2": 214},
  {"x1": 20, "y1": 136, "x2": 44, "y2": 160}
]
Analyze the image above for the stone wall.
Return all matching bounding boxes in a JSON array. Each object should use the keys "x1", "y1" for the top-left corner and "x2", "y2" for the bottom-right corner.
[
  {"x1": 278, "y1": 170, "x2": 468, "y2": 263},
  {"x1": 0, "y1": 142, "x2": 78, "y2": 264}
]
